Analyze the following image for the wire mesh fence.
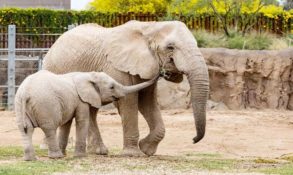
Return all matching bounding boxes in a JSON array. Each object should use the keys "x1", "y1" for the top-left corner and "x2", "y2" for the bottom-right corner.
[{"x1": 0, "y1": 25, "x2": 69, "y2": 110}]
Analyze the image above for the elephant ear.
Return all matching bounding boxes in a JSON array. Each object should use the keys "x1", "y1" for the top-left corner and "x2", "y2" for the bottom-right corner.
[
  {"x1": 106, "y1": 28, "x2": 159, "y2": 79},
  {"x1": 73, "y1": 73, "x2": 101, "y2": 108}
]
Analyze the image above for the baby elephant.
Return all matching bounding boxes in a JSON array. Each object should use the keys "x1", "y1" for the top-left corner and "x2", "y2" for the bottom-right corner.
[{"x1": 15, "y1": 70, "x2": 157, "y2": 161}]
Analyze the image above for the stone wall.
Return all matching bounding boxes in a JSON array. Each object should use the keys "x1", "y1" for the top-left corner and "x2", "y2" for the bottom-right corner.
[{"x1": 157, "y1": 48, "x2": 293, "y2": 110}]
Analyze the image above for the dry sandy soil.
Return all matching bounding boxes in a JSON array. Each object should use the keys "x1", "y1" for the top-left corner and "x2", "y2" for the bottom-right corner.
[{"x1": 0, "y1": 109, "x2": 292, "y2": 159}]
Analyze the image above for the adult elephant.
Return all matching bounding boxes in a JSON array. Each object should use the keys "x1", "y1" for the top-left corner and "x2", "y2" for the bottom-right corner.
[{"x1": 43, "y1": 20, "x2": 209, "y2": 156}]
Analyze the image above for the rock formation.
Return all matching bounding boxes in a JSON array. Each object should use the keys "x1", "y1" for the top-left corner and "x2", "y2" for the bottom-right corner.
[{"x1": 157, "y1": 48, "x2": 293, "y2": 110}]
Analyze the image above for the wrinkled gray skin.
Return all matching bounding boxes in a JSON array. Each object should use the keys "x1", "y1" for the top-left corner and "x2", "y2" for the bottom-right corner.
[
  {"x1": 43, "y1": 20, "x2": 209, "y2": 156},
  {"x1": 15, "y1": 70, "x2": 157, "y2": 160}
]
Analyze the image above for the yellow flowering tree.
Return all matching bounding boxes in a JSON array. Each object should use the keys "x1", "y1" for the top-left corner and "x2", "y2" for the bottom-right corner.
[{"x1": 89, "y1": 0, "x2": 169, "y2": 14}]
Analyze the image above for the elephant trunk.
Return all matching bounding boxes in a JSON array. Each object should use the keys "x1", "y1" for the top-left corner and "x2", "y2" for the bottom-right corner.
[
  {"x1": 187, "y1": 69, "x2": 209, "y2": 143},
  {"x1": 177, "y1": 49, "x2": 209, "y2": 143},
  {"x1": 123, "y1": 75, "x2": 158, "y2": 94}
]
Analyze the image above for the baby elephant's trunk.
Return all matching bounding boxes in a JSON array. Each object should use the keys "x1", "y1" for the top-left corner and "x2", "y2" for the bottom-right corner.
[{"x1": 123, "y1": 75, "x2": 159, "y2": 94}]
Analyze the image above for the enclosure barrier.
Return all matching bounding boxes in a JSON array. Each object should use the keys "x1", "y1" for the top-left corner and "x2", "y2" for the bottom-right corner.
[{"x1": 0, "y1": 25, "x2": 74, "y2": 110}]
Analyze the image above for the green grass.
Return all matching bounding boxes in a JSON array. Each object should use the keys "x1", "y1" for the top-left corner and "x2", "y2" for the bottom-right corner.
[
  {"x1": 184, "y1": 152, "x2": 223, "y2": 158},
  {"x1": 0, "y1": 146, "x2": 24, "y2": 159},
  {"x1": 258, "y1": 163, "x2": 293, "y2": 175},
  {"x1": 0, "y1": 160, "x2": 71, "y2": 175},
  {"x1": 0, "y1": 146, "x2": 292, "y2": 174},
  {"x1": 0, "y1": 146, "x2": 49, "y2": 159}
]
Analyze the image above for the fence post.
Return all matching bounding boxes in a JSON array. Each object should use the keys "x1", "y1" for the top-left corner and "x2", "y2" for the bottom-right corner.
[
  {"x1": 7, "y1": 25, "x2": 15, "y2": 110},
  {"x1": 38, "y1": 55, "x2": 43, "y2": 71}
]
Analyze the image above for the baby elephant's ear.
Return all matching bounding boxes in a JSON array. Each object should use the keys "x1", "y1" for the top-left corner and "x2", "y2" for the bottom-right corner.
[{"x1": 73, "y1": 73, "x2": 101, "y2": 108}]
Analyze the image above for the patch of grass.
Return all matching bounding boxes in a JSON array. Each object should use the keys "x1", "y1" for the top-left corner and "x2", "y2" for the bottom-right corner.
[
  {"x1": 257, "y1": 163, "x2": 293, "y2": 175},
  {"x1": 184, "y1": 152, "x2": 222, "y2": 158},
  {"x1": 254, "y1": 158, "x2": 278, "y2": 164},
  {"x1": 0, "y1": 146, "x2": 23, "y2": 159},
  {"x1": 281, "y1": 156, "x2": 293, "y2": 162},
  {"x1": 196, "y1": 159, "x2": 236, "y2": 171},
  {"x1": 0, "y1": 146, "x2": 48, "y2": 159},
  {"x1": 0, "y1": 160, "x2": 71, "y2": 175},
  {"x1": 108, "y1": 147, "x2": 121, "y2": 155}
]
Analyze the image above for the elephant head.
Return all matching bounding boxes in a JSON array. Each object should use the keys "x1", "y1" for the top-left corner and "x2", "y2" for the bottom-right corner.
[
  {"x1": 73, "y1": 72, "x2": 158, "y2": 107},
  {"x1": 106, "y1": 21, "x2": 209, "y2": 143}
]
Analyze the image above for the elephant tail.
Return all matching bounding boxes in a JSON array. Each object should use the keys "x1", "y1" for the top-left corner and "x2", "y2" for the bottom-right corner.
[{"x1": 20, "y1": 96, "x2": 37, "y2": 134}]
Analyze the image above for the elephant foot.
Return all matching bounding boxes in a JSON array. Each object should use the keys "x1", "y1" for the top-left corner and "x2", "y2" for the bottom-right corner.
[
  {"x1": 48, "y1": 151, "x2": 64, "y2": 159},
  {"x1": 96, "y1": 145, "x2": 108, "y2": 155},
  {"x1": 24, "y1": 154, "x2": 37, "y2": 161},
  {"x1": 61, "y1": 149, "x2": 67, "y2": 156},
  {"x1": 139, "y1": 138, "x2": 158, "y2": 156},
  {"x1": 87, "y1": 144, "x2": 97, "y2": 154},
  {"x1": 121, "y1": 147, "x2": 144, "y2": 157}
]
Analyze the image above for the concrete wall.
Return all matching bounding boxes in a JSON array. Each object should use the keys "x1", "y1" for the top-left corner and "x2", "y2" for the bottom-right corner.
[{"x1": 0, "y1": 0, "x2": 70, "y2": 9}]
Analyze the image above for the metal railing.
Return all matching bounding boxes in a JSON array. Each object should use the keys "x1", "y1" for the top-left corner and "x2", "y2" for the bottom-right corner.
[{"x1": 0, "y1": 25, "x2": 74, "y2": 110}]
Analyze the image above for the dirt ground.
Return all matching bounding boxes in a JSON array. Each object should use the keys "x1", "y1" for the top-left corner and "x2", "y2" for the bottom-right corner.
[{"x1": 0, "y1": 109, "x2": 292, "y2": 159}]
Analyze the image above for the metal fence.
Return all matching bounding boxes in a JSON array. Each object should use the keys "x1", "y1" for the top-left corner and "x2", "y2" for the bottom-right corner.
[{"x1": 0, "y1": 25, "x2": 73, "y2": 110}]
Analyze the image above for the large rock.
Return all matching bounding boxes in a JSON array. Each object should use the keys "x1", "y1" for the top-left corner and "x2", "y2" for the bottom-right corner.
[
  {"x1": 201, "y1": 48, "x2": 293, "y2": 110},
  {"x1": 157, "y1": 48, "x2": 293, "y2": 110}
]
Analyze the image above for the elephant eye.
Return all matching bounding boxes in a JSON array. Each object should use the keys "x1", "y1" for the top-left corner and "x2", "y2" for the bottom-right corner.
[
  {"x1": 166, "y1": 45, "x2": 175, "y2": 50},
  {"x1": 166, "y1": 42, "x2": 175, "y2": 51},
  {"x1": 110, "y1": 85, "x2": 114, "y2": 89}
]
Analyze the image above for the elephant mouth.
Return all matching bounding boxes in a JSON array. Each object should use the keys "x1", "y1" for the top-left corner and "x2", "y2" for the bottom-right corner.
[
  {"x1": 160, "y1": 70, "x2": 184, "y2": 83},
  {"x1": 112, "y1": 96, "x2": 119, "y2": 101}
]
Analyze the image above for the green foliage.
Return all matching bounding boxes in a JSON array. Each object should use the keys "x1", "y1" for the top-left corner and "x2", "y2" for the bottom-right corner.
[
  {"x1": 0, "y1": 8, "x2": 133, "y2": 33},
  {"x1": 193, "y1": 30, "x2": 226, "y2": 48},
  {"x1": 0, "y1": 8, "x2": 291, "y2": 36},
  {"x1": 227, "y1": 33, "x2": 246, "y2": 49},
  {"x1": 192, "y1": 30, "x2": 281, "y2": 50},
  {"x1": 246, "y1": 33, "x2": 272, "y2": 50}
]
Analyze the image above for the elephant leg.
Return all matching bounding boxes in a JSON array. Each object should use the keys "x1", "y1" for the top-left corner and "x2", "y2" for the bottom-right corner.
[
  {"x1": 43, "y1": 128, "x2": 64, "y2": 159},
  {"x1": 87, "y1": 108, "x2": 108, "y2": 155},
  {"x1": 117, "y1": 93, "x2": 142, "y2": 156},
  {"x1": 138, "y1": 83, "x2": 165, "y2": 156},
  {"x1": 58, "y1": 119, "x2": 73, "y2": 155},
  {"x1": 19, "y1": 126, "x2": 36, "y2": 161},
  {"x1": 74, "y1": 104, "x2": 90, "y2": 157}
]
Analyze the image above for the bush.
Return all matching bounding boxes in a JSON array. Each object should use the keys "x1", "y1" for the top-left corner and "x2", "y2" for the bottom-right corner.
[
  {"x1": 193, "y1": 30, "x2": 226, "y2": 48},
  {"x1": 246, "y1": 34, "x2": 272, "y2": 50},
  {"x1": 193, "y1": 30, "x2": 286, "y2": 50},
  {"x1": 0, "y1": 8, "x2": 291, "y2": 35},
  {"x1": 226, "y1": 33, "x2": 246, "y2": 49}
]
